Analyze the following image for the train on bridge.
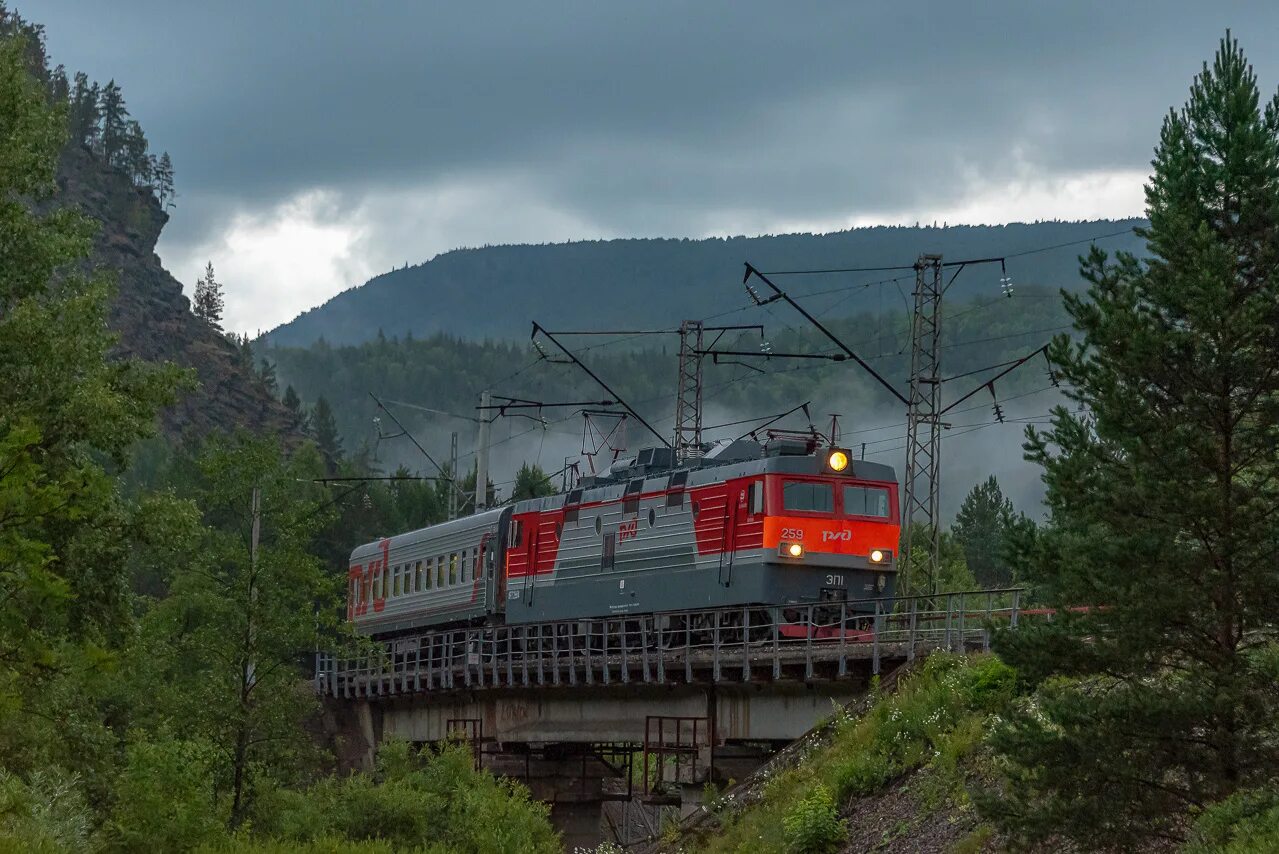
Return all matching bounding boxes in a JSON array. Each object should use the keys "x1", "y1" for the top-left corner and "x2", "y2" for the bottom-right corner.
[{"x1": 346, "y1": 436, "x2": 900, "y2": 639}]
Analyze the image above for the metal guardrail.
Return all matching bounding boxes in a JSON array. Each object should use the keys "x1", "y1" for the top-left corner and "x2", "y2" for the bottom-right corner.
[{"x1": 314, "y1": 589, "x2": 1024, "y2": 699}]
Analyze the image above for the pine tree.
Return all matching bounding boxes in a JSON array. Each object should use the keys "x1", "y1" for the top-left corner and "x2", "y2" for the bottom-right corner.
[
  {"x1": 951, "y1": 476, "x2": 1017, "y2": 588},
  {"x1": 191, "y1": 261, "x2": 224, "y2": 329},
  {"x1": 67, "y1": 71, "x2": 99, "y2": 146},
  {"x1": 122, "y1": 118, "x2": 149, "y2": 186},
  {"x1": 257, "y1": 358, "x2": 277, "y2": 395},
  {"x1": 311, "y1": 396, "x2": 343, "y2": 473},
  {"x1": 281, "y1": 385, "x2": 308, "y2": 432},
  {"x1": 98, "y1": 78, "x2": 127, "y2": 165},
  {"x1": 986, "y1": 34, "x2": 1279, "y2": 848},
  {"x1": 48, "y1": 62, "x2": 67, "y2": 102},
  {"x1": 154, "y1": 151, "x2": 175, "y2": 208},
  {"x1": 511, "y1": 462, "x2": 556, "y2": 501}
]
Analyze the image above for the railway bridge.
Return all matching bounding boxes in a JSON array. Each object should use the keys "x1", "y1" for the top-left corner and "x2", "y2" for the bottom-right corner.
[{"x1": 315, "y1": 589, "x2": 1024, "y2": 847}]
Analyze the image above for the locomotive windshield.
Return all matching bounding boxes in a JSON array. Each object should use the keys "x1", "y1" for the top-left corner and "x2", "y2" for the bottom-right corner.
[
  {"x1": 782, "y1": 480, "x2": 835, "y2": 512},
  {"x1": 843, "y1": 485, "x2": 891, "y2": 518}
]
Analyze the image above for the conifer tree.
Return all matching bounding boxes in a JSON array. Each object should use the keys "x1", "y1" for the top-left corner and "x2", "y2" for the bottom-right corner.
[
  {"x1": 951, "y1": 476, "x2": 1017, "y2": 588},
  {"x1": 97, "y1": 78, "x2": 126, "y2": 164},
  {"x1": 192, "y1": 261, "x2": 224, "y2": 329},
  {"x1": 986, "y1": 34, "x2": 1279, "y2": 847},
  {"x1": 67, "y1": 70, "x2": 98, "y2": 146},
  {"x1": 257, "y1": 358, "x2": 277, "y2": 395},
  {"x1": 154, "y1": 151, "x2": 174, "y2": 207},
  {"x1": 512, "y1": 462, "x2": 556, "y2": 501},
  {"x1": 311, "y1": 396, "x2": 343, "y2": 473},
  {"x1": 48, "y1": 62, "x2": 66, "y2": 102},
  {"x1": 122, "y1": 118, "x2": 149, "y2": 186},
  {"x1": 281, "y1": 384, "x2": 308, "y2": 432}
]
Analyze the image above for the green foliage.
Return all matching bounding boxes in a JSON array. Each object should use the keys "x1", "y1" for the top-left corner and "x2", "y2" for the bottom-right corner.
[
  {"x1": 0, "y1": 5, "x2": 165, "y2": 198},
  {"x1": 896, "y1": 523, "x2": 976, "y2": 597},
  {"x1": 697, "y1": 654, "x2": 1015, "y2": 854},
  {"x1": 512, "y1": 461, "x2": 557, "y2": 500},
  {"x1": 201, "y1": 840, "x2": 396, "y2": 853},
  {"x1": 104, "y1": 737, "x2": 226, "y2": 852},
  {"x1": 951, "y1": 475, "x2": 1020, "y2": 588},
  {"x1": 127, "y1": 434, "x2": 341, "y2": 825},
  {"x1": 1186, "y1": 787, "x2": 1279, "y2": 853},
  {"x1": 0, "y1": 769, "x2": 95, "y2": 853},
  {"x1": 781, "y1": 785, "x2": 844, "y2": 854},
  {"x1": 987, "y1": 34, "x2": 1279, "y2": 848},
  {"x1": 248, "y1": 741, "x2": 559, "y2": 854},
  {"x1": 0, "y1": 19, "x2": 186, "y2": 783},
  {"x1": 311, "y1": 396, "x2": 342, "y2": 474},
  {"x1": 193, "y1": 261, "x2": 225, "y2": 329}
]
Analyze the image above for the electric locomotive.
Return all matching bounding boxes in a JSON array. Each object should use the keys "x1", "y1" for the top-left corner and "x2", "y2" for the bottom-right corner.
[{"x1": 346, "y1": 435, "x2": 900, "y2": 638}]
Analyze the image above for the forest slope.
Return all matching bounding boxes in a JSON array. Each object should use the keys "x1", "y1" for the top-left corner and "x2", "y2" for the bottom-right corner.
[
  {"x1": 264, "y1": 283, "x2": 1073, "y2": 481},
  {"x1": 264, "y1": 220, "x2": 1146, "y2": 347}
]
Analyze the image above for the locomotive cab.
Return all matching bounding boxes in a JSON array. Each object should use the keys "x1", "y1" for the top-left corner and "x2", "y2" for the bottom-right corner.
[{"x1": 760, "y1": 446, "x2": 899, "y2": 602}]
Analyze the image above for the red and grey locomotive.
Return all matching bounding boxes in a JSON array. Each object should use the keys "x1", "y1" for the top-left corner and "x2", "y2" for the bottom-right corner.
[{"x1": 346, "y1": 436, "x2": 900, "y2": 638}]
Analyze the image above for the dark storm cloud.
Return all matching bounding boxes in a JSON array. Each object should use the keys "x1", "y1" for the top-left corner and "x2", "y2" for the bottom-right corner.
[
  {"x1": 37, "y1": 2, "x2": 1279, "y2": 211},
  {"x1": 28, "y1": 0, "x2": 1279, "y2": 329}
]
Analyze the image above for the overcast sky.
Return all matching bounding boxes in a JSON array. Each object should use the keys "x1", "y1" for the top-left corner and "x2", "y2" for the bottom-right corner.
[{"x1": 31, "y1": 1, "x2": 1279, "y2": 333}]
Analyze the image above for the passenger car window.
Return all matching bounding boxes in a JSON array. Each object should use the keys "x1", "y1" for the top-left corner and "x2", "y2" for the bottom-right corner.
[
  {"x1": 782, "y1": 481, "x2": 834, "y2": 513},
  {"x1": 843, "y1": 485, "x2": 891, "y2": 518}
]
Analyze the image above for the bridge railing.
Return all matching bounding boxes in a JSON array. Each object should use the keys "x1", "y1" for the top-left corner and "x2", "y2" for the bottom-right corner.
[{"x1": 315, "y1": 588, "x2": 1025, "y2": 699}]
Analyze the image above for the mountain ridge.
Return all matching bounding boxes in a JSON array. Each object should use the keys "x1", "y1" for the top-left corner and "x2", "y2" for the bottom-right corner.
[{"x1": 264, "y1": 219, "x2": 1148, "y2": 348}]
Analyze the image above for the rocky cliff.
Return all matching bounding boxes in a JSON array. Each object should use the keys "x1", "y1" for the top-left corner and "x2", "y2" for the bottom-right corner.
[{"x1": 53, "y1": 144, "x2": 291, "y2": 438}]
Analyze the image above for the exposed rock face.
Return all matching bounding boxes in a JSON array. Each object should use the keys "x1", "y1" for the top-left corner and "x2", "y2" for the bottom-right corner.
[{"x1": 54, "y1": 145, "x2": 291, "y2": 438}]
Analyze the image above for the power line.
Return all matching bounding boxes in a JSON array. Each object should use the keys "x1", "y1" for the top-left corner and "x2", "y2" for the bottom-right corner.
[
  {"x1": 756, "y1": 226, "x2": 1138, "y2": 279},
  {"x1": 941, "y1": 325, "x2": 1071, "y2": 351}
]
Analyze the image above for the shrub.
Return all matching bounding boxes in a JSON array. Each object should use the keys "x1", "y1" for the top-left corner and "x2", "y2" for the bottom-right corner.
[
  {"x1": 0, "y1": 768, "x2": 95, "y2": 853},
  {"x1": 252, "y1": 740, "x2": 559, "y2": 853},
  {"x1": 1186, "y1": 786, "x2": 1279, "y2": 853},
  {"x1": 831, "y1": 751, "x2": 896, "y2": 799},
  {"x1": 105, "y1": 737, "x2": 227, "y2": 852},
  {"x1": 782, "y1": 785, "x2": 846, "y2": 854}
]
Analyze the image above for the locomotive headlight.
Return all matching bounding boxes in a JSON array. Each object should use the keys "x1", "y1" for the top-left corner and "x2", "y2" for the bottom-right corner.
[
  {"x1": 826, "y1": 449, "x2": 850, "y2": 472},
  {"x1": 780, "y1": 542, "x2": 805, "y2": 558},
  {"x1": 870, "y1": 549, "x2": 885, "y2": 563}
]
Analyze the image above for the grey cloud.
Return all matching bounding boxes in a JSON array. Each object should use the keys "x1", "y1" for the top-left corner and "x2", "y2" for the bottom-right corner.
[{"x1": 37, "y1": 1, "x2": 1279, "y2": 210}]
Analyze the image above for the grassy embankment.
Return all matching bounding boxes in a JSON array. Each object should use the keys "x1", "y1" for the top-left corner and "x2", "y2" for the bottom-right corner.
[{"x1": 678, "y1": 653, "x2": 1014, "y2": 854}]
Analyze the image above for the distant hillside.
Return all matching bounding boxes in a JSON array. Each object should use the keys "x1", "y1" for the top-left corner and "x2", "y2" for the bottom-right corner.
[
  {"x1": 265, "y1": 285, "x2": 1075, "y2": 515},
  {"x1": 265, "y1": 220, "x2": 1148, "y2": 347}
]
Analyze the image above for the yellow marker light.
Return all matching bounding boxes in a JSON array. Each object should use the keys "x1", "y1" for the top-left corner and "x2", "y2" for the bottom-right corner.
[
  {"x1": 827, "y1": 449, "x2": 850, "y2": 472},
  {"x1": 786, "y1": 542, "x2": 804, "y2": 558},
  {"x1": 870, "y1": 549, "x2": 885, "y2": 563}
]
